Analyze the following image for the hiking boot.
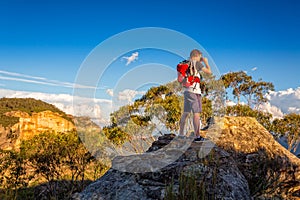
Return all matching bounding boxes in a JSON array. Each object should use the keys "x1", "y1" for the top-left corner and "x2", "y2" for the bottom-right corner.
[
  {"x1": 193, "y1": 136, "x2": 205, "y2": 143},
  {"x1": 177, "y1": 134, "x2": 186, "y2": 139}
]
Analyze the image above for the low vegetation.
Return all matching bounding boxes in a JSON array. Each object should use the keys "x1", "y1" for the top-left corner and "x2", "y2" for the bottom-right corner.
[{"x1": 0, "y1": 130, "x2": 109, "y2": 199}]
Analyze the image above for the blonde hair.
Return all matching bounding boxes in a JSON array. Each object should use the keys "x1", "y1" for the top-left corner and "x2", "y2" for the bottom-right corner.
[{"x1": 190, "y1": 49, "x2": 202, "y2": 58}]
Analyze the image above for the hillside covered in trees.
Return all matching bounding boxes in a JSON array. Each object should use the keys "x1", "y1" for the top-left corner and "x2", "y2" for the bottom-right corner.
[{"x1": 0, "y1": 97, "x2": 73, "y2": 128}]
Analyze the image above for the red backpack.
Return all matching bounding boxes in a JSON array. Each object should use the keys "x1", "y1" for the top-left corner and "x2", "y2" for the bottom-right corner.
[{"x1": 177, "y1": 60, "x2": 200, "y2": 88}]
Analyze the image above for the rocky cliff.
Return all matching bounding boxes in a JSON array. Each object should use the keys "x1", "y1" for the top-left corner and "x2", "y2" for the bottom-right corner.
[
  {"x1": 74, "y1": 117, "x2": 300, "y2": 200},
  {"x1": 0, "y1": 110, "x2": 76, "y2": 150}
]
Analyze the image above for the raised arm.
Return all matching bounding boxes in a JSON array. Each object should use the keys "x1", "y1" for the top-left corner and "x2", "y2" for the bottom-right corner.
[{"x1": 201, "y1": 57, "x2": 212, "y2": 74}]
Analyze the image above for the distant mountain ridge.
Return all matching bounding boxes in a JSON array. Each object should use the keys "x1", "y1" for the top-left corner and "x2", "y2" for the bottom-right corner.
[
  {"x1": 0, "y1": 98, "x2": 76, "y2": 150},
  {"x1": 0, "y1": 97, "x2": 73, "y2": 127}
]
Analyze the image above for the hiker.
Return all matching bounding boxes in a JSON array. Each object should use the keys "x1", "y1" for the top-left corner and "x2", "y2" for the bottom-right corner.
[{"x1": 177, "y1": 49, "x2": 212, "y2": 142}]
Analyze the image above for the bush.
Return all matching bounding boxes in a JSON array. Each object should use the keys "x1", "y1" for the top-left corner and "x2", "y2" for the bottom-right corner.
[
  {"x1": 226, "y1": 104, "x2": 272, "y2": 131},
  {"x1": 0, "y1": 131, "x2": 109, "y2": 199}
]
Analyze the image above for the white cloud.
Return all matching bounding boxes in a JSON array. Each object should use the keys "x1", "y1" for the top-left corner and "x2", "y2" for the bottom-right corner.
[
  {"x1": 225, "y1": 100, "x2": 236, "y2": 107},
  {"x1": 106, "y1": 89, "x2": 114, "y2": 97},
  {"x1": 0, "y1": 70, "x2": 47, "y2": 80},
  {"x1": 225, "y1": 87, "x2": 300, "y2": 120},
  {"x1": 267, "y1": 87, "x2": 300, "y2": 114},
  {"x1": 122, "y1": 52, "x2": 139, "y2": 66},
  {"x1": 287, "y1": 107, "x2": 300, "y2": 113},
  {"x1": 258, "y1": 102, "x2": 284, "y2": 119},
  {"x1": 0, "y1": 70, "x2": 100, "y2": 89},
  {"x1": 117, "y1": 89, "x2": 145, "y2": 103},
  {"x1": 0, "y1": 88, "x2": 112, "y2": 127},
  {"x1": 258, "y1": 87, "x2": 300, "y2": 119},
  {"x1": 251, "y1": 67, "x2": 257, "y2": 71},
  {"x1": 0, "y1": 75, "x2": 61, "y2": 87}
]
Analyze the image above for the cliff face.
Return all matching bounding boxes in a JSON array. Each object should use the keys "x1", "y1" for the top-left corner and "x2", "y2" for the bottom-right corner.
[
  {"x1": 0, "y1": 110, "x2": 76, "y2": 150},
  {"x1": 75, "y1": 116, "x2": 300, "y2": 200}
]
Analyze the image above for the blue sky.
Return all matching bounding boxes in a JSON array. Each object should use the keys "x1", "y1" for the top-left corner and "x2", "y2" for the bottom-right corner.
[{"x1": 0, "y1": 0, "x2": 299, "y2": 98}]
